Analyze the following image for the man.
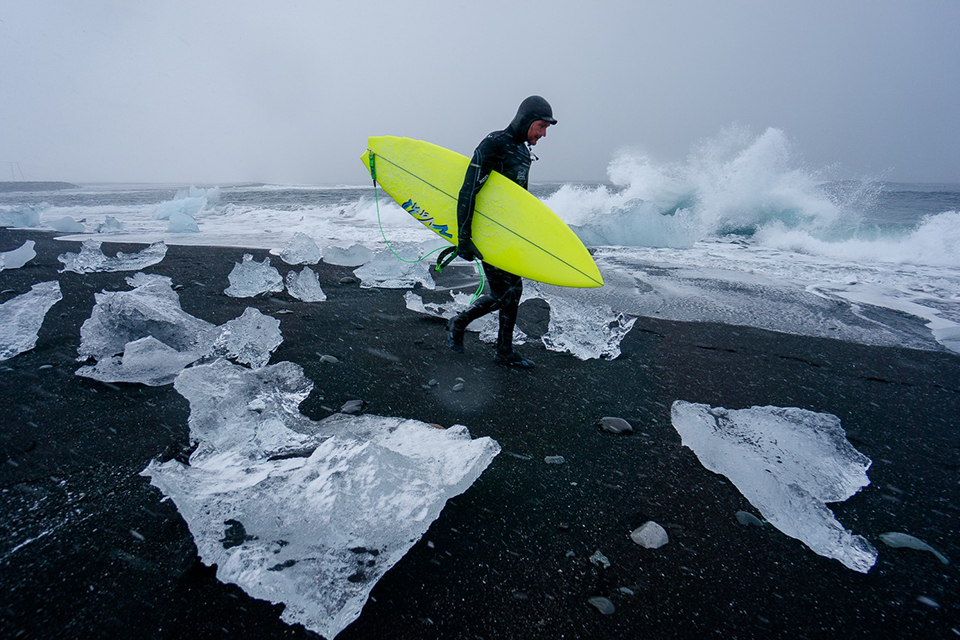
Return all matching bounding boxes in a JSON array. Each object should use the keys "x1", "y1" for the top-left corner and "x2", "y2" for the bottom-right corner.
[{"x1": 446, "y1": 95, "x2": 557, "y2": 369}]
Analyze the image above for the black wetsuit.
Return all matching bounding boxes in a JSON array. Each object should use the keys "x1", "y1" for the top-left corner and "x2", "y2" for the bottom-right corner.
[{"x1": 452, "y1": 96, "x2": 556, "y2": 357}]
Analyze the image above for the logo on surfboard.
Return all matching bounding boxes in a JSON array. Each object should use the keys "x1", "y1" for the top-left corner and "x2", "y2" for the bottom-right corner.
[{"x1": 401, "y1": 199, "x2": 453, "y2": 239}]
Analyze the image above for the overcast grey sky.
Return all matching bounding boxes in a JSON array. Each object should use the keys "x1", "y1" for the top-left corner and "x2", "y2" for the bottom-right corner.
[{"x1": 2, "y1": 0, "x2": 958, "y2": 185}]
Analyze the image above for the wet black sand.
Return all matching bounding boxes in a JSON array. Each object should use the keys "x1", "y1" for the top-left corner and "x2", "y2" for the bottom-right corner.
[{"x1": 1, "y1": 228, "x2": 958, "y2": 639}]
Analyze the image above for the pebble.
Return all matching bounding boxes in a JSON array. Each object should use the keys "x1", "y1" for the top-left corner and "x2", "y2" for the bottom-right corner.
[
  {"x1": 452, "y1": 383, "x2": 464, "y2": 392},
  {"x1": 630, "y1": 521, "x2": 669, "y2": 549},
  {"x1": 587, "y1": 596, "x2": 615, "y2": 615},
  {"x1": 318, "y1": 354, "x2": 339, "y2": 364},
  {"x1": 598, "y1": 416, "x2": 633, "y2": 435}
]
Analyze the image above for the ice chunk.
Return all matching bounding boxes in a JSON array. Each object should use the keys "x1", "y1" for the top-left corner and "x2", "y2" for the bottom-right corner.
[
  {"x1": 279, "y1": 232, "x2": 321, "y2": 265},
  {"x1": 0, "y1": 240, "x2": 36, "y2": 271},
  {"x1": 0, "y1": 205, "x2": 42, "y2": 228},
  {"x1": 630, "y1": 521, "x2": 669, "y2": 549},
  {"x1": 879, "y1": 532, "x2": 949, "y2": 565},
  {"x1": 76, "y1": 336, "x2": 199, "y2": 386},
  {"x1": 224, "y1": 254, "x2": 284, "y2": 298},
  {"x1": 167, "y1": 211, "x2": 200, "y2": 233},
  {"x1": 48, "y1": 216, "x2": 86, "y2": 232},
  {"x1": 153, "y1": 186, "x2": 219, "y2": 220},
  {"x1": 286, "y1": 267, "x2": 327, "y2": 302},
  {"x1": 142, "y1": 359, "x2": 499, "y2": 639},
  {"x1": 671, "y1": 401, "x2": 876, "y2": 573},
  {"x1": 96, "y1": 215, "x2": 124, "y2": 233},
  {"x1": 0, "y1": 281, "x2": 62, "y2": 360},
  {"x1": 322, "y1": 243, "x2": 374, "y2": 267},
  {"x1": 78, "y1": 273, "x2": 216, "y2": 362},
  {"x1": 353, "y1": 245, "x2": 435, "y2": 289},
  {"x1": 58, "y1": 239, "x2": 167, "y2": 274},
  {"x1": 527, "y1": 283, "x2": 635, "y2": 360},
  {"x1": 210, "y1": 307, "x2": 282, "y2": 368},
  {"x1": 404, "y1": 291, "x2": 525, "y2": 346}
]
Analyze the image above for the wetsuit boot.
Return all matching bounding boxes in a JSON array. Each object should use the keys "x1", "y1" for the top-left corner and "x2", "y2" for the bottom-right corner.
[
  {"x1": 493, "y1": 306, "x2": 535, "y2": 368},
  {"x1": 447, "y1": 295, "x2": 500, "y2": 353}
]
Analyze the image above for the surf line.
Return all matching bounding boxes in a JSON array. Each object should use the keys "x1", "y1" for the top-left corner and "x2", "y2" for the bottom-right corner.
[{"x1": 370, "y1": 150, "x2": 603, "y2": 288}]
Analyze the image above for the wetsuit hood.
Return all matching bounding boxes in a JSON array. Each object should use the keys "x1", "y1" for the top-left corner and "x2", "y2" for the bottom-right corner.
[{"x1": 507, "y1": 95, "x2": 557, "y2": 143}]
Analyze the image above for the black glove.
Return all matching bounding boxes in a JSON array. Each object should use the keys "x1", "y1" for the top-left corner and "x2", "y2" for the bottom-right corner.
[{"x1": 457, "y1": 237, "x2": 483, "y2": 262}]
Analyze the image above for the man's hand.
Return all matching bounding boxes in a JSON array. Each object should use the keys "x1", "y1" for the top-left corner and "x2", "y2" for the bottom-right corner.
[{"x1": 457, "y1": 237, "x2": 483, "y2": 262}]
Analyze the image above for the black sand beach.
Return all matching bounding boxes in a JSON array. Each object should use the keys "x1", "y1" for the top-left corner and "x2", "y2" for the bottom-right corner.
[{"x1": 1, "y1": 229, "x2": 958, "y2": 639}]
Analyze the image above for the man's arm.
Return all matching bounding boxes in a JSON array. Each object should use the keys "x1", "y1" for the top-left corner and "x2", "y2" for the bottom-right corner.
[{"x1": 455, "y1": 139, "x2": 497, "y2": 261}]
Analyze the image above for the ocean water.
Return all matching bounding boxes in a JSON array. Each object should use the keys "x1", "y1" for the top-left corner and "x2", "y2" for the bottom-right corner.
[{"x1": 3, "y1": 127, "x2": 959, "y2": 355}]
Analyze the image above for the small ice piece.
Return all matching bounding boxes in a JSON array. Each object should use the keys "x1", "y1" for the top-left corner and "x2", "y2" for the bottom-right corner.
[
  {"x1": 544, "y1": 455, "x2": 566, "y2": 464},
  {"x1": 630, "y1": 521, "x2": 669, "y2": 549},
  {"x1": 535, "y1": 286, "x2": 635, "y2": 360},
  {"x1": 736, "y1": 511, "x2": 765, "y2": 527},
  {"x1": 353, "y1": 245, "x2": 435, "y2": 290},
  {"x1": 76, "y1": 336, "x2": 199, "y2": 386},
  {"x1": 286, "y1": 267, "x2": 327, "y2": 302},
  {"x1": 279, "y1": 232, "x2": 321, "y2": 265},
  {"x1": 0, "y1": 281, "x2": 62, "y2": 361},
  {"x1": 0, "y1": 205, "x2": 41, "y2": 228},
  {"x1": 153, "y1": 186, "x2": 217, "y2": 220},
  {"x1": 78, "y1": 273, "x2": 216, "y2": 363},
  {"x1": 97, "y1": 215, "x2": 124, "y2": 233},
  {"x1": 589, "y1": 550, "x2": 610, "y2": 568},
  {"x1": 879, "y1": 532, "x2": 949, "y2": 565},
  {"x1": 210, "y1": 307, "x2": 282, "y2": 369},
  {"x1": 0, "y1": 241, "x2": 36, "y2": 271},
  {"x1": 671, "y1": 401, "x2": 877, "y2": 573},
  {"x1": 48, "y1": 216, "x2": 85, "y2": 232},
  {"x1": 167, "y1": 211, "x2": 200, "y2": 233},
  {"x1": 58, "y1": 239, "x2": 167, "y2": 274},
  {"x1": 322, "y1": 243, "x2": 374, "y2": 267},
  {"x1": 142, "y1": 359, "x2": 499, "y2": 639},
  {"x1": 224, "y1": 254, "x2": 284, "y2": 298}
]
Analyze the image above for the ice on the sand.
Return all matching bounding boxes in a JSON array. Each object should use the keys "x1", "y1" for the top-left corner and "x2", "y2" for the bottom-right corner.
[
  {"x1": 0, "y1": 205, "x2": 41, "y2": 228},
  {"x1": 224, "y1": 254, "x2": 284, "y2": 298},
  {"x1": 671, "y1": 401, "x2": 876, "y2": 572},
  {"x1": 76, "y1": 336, "x2": 199, "y2": 386},
  {"x1": 77, "y1": 275, "x2": 284, "y2": 383},
  {"x1": 286, "y1": 267, "x2": 327, "y2": 302},
  {"x1": 353, "y1": 245, "x2": 435, "y2": 289},
  {"x1": 0, "y1": 281, "x2": 62, "y2": 361},
  {"x1": 879, "y1": 532, "x2": 949, "y2": 565},
  {"x1": 527, "y1": 283, "x2": 635, "y2": 360},
  {"x1": 209, "y1": 307, "x2": 282, "y2": 368},
  {"x1": 279, "y1": 232, "x2": 321, "y2": 265},
  {"x1": 404, "y1": 291, "x2": 526, "y2": 346},
  {"x1": 142, "y1": 359, "x2": 500, "y2": 639},
  {"x1": 48, "y1": 216, "x2": 85, "y2": 233},
  {"x1": 78, "y1": 274, "x2": 216, "y2": 363},
  {"x1": 167, "y1": 211, "x2": 199, "y2": 233},
  {"x1": 0, "y1": 240, "x2": 36, "y2": 271},
  {"x1": 322, "y1": 244, "x2": 373, "y2": 267},
  {"x1": 96, "y1": 215, "x2": 125, "y2": 233},
  {"x1": 58, "y1": 239, "x2": 167, "y2": 274},
  {"x1": 153, "y1": 186, "x2": 220, "y2": 220}
]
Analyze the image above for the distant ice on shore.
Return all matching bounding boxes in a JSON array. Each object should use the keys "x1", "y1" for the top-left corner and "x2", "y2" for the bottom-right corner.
[
  {"x1": 58, "y1": 239, "x2": 167, "y2": 274},
  {"x1": 143, "y1": 359, "x2": 500, "y2": 639},
  {"x1": 671, "y1": 401, "x2": 877, "y2": 573}
]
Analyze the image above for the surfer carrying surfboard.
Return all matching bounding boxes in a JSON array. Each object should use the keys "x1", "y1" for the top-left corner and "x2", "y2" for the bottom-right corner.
[{"x1": 447, "y1": 95, "x2": 558, "y2": 369}]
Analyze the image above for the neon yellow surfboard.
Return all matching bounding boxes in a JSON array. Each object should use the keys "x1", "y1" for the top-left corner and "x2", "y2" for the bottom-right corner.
[{"x1": 362, "y1": 136, "x2": 603, "y2": 288}]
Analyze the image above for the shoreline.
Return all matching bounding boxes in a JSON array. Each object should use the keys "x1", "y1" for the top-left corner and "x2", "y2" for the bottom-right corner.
[{"x1": 1, "y1": 229, "x2": 958, "y2": 638}]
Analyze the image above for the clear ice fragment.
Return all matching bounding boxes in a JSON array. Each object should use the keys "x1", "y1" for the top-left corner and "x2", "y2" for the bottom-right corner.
[
  {"x1": 0, "y1": 281, "x2": 62, "y2": 361},
  {"x1": 280, "y1": 232, "x2": 321, "y2": 265},
  {"x1": 48, "y1": 216, "x2": 85, "y2": 232},
  {"x1": 286, "y1": 267, "x2": 327, "y2": 302},
  {"x1": 167, "y1": 211, "x2": 199, "y2": 233},
  {"x1": 210, "y1": 307, "x2": 282, "y2": 368},
  {"x1": 76, "y1": 336, "x2": 199, "y2": 386},
  {"x1": 142, "y1": 359, "x2": 499, "y2": 639},
  {"x1": 58, "y1": 239, "x2": 167, "y2": 274},
  {"x1": 0, "y1": 241, "x2": 36, "y2": 271},
  {"x1": 671, "y1": 401, "x2": 877, "y2": 573},
  {"x1": 322, "y1": 244, "x2": 373, "y2": 267},
  {"x1": 353, "y1": 245, "x2": 435, "y2": 289},
  {"x1": 224, "y1": 254, "x2": 284, "y2": 298}
]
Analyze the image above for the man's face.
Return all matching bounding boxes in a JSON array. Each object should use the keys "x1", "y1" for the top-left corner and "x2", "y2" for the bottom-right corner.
[{"x1": 527, "y1": 120, "x2": 551, "y2": 146}]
